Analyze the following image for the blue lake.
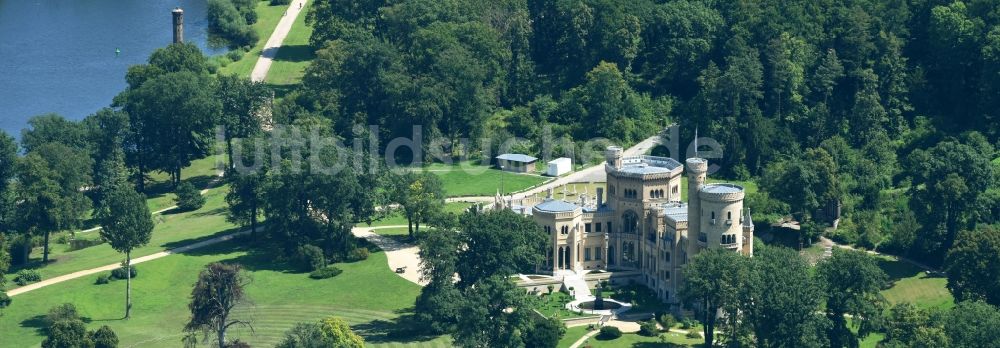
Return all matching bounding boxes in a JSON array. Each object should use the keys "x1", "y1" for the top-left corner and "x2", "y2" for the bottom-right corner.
[{"x1": 0, "y1": 0, "x2": 225, "y2": 139}]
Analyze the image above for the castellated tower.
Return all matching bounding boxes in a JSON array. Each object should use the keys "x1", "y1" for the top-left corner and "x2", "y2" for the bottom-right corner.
[
  {"x1": 605, "y1": 146, "x2": 624, "y2": 170},
  {"x1": 698, "y1": 183, "x2": 746, "y2": 254},
  {"x1": 685, "y1": 158, "x2": 707, "y2": 260}
]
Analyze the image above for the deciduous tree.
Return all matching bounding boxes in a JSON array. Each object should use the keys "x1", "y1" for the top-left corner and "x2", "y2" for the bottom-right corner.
[
  {"x1": 99, "y1": 185, "x2": 154, "y2": 319},
  {"x1": 185, "y1": 262, "x2": 252, "y2": 348}
]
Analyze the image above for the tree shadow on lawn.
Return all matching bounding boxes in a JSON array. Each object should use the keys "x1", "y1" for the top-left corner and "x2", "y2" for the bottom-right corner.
[
  {"x1": 351, "y1": 311, "x2": 448, "y2": 345},
  {"x1": 20, "y1": 314, "x2": 93, "y2": 335},
  {"x1": 159, "y1": 226, "x2": 247, "y2": 250},
  {"x1": 144, "y1": 174, "x2": 219, "y2": 197},
  {"x1": 175, "y1": 237, "x2": 308, "y2": 275},
  {"x1": 273, "y1": 45, "x2": 314, "y2": 63},
  {"x1": 876, "y1": 257, "x2": 940, "y2": 288}
]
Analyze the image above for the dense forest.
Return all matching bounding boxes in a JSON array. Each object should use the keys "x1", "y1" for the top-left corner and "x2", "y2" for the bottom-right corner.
[{"x1": 264, "y1": 0, "x2": 1000, "y2": 267}]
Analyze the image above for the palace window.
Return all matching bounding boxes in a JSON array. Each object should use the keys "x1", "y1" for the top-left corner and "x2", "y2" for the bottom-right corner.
[
  {"x1": 721, "y1": 234, "x2": 737, "y2": 245},
  {"x1": 623, "y1": 211, "x2": 639, "y2": 234},
  {"x1": 585, "y1": 248, "x2": 591, "y2": 261},
  {"x1": 596, "y1": 247, "x2": 603, "y2": 260},
  {"x1": 561, "y1": 226, "x2": 569, "y2": 235},
  {"x1": 585, "y1": 223, "x2": 592, "y2": 232},
  {"x1": 596, "y1": 223, "x2": 602, "y2": 232}
]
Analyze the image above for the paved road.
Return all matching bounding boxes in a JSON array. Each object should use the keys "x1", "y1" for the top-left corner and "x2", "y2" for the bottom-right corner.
[
  {"x1": 250, "y1": 0, "x2": 309, "y2": 82},
  {"x1": 8, "y1": 228, "x2": 257, "y2": 297}
]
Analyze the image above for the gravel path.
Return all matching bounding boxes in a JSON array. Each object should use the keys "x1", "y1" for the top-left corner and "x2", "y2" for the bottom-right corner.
[{"x1": 250, "y1": 0, "x2": 308, "y2": 82}]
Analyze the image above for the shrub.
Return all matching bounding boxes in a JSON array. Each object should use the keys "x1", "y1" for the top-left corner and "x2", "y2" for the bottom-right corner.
[
  {"x1": 598, "y1": 326, "x2": 622, "y2": 339},
  {"x1": 95, "y1": 274, "x2": 110, "y2": 285},
  {"x1": 9, "y1": 234, "x2": 32, "y2": 266},
  {"x1": 680, "y1": 316, "x2": 696, "y2": 329},
  {"x1": 309, "y1": 266, "x2": 343, "y2": 279},
  {"x1": 639, "y1": 320, "x2": 658, "y2": 337},
  {"x1": 294, "y1": 245, "x2": 326, "y2": 272},
  {"x1": 0, "y1": 291, "x2": 11, "y2": 308},
  {"x1": 89, "y1": 325, "x2": 119, "y2": 348},
  {"x1": 270, "y1": 0, "x2": 292, "y2": 5},
  {"x1": 225, "y1": 339, "x2": 251, "y2": 348},
  {"x1": 14, "y1": 269, "x2": 42, "y2": 285},
  {"x1": 686, "y1": 329, "x2": 701, "y2": 339},
  {"x1": 55, "y1": 234, "x2": 69, "y2": 244},
  {"x1": 45, "y1": 303, "x2": 80, "y2": 328},
  {"x1": 657, "y1": 313, "x2": 676, "y2": 329},
  {"x1": 175, "y1": 182, "x2": 205, "y2": 211},
  {"x1": 346, "y1": 247, "x2": 369, "y2": 262},
  {"x1": 110, "y1": 265, "x2": 137, "y2": 280}
]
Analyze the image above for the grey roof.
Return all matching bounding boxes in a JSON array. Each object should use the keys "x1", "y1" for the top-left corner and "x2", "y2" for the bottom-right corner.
[
  {"x1": 534, "y1": 199, "x2": 580, "y2": 213},
  {"x1": 619, "y1": 165, "x2": 675, "y2": 175},
  {"x1": 701, "y1": 183, "x2": 744, "y2": 194},
  {"x1": 659, "y1": 202, "x2": 688, "y2": 222},
  {"x1": 617, "y1": 156, "x2": 683, "y2": 175},
  {"x1": 496, "y1": 153, "x2": 538, "y2": 163}
]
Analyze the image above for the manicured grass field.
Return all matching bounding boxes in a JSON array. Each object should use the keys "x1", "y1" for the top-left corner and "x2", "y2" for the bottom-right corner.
[
  {"x1": 217, "y1": 0, "x2": 291, "y2": 78},
  {"x1": 877, "y1": 256, "x2": 954, "y2": 311},
  {"x1": 417, "y1": 163, "x2": 550, "y2": 197},
  {"x1": 528, "y1": 291, "x2": 592, "y2": 319},
  {"x1": 0, "y1": 239, "x2": 452, "y2": 347},
  {"x1": 558, "y1": 325, "x2": 703, "y2": 348},
  {"x1": 5, "y1": 185, "x2": 236, "y2": 285},
  {"x1": 264, "y1": 0, "x2": 314, "y2": 87}
]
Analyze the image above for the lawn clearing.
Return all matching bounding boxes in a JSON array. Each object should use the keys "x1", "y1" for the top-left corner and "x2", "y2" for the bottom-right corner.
[
  {"x1": 358, "y1": 202, "x2": 474, "y2": 227},
  {"x1": 422, "y1": 164, "x2": 549, "y2": 197},
  {"x1": 876, "y1": 256, "x2": 954, "y2": 311},
  {"x1": 0, "y1": 240, "x2": 452, "y2": 347},
  {"x1": 528, "y1": 291, "x2": 593, "y2": 319}
]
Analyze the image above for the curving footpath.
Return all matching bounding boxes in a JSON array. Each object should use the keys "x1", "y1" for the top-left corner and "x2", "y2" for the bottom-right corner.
[
  {"x1": 250, "y1": 0, "x2": 309, "y2": 82},
  {"x1": 8, "y1": 227, "x2": 257, "y2": 297}
]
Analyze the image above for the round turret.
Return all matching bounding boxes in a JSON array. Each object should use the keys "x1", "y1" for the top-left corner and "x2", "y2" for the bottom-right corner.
[
  {"x1": 605, "y1": 146, "x2": 624, "y2": 169},
  {"x1": 685, "y1": 157, "x2": 707, "y2": 174}
]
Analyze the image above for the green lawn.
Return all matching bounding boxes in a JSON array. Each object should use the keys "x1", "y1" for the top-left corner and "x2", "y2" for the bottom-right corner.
[
  {"x1": 6, "y1": 185, "x2": 237, "y2": 285},
  {"x1": 559, "y1": 327, "x2": 703, "y2": 348},
  {"x1": 0, "y1": 240, "x2": 452, "y2": 347},
  {"x1": 143, "y1": 156, "x2": 223, "y2": 213},
  {"x1": 528, "y1": 291, "x2": 592, "y2": 319},
  {"x1": 877, "y1": 256, "x2": 954, "y2": 311},
  {"x1": 264, "y1": 0, "x2": 315, "y2": 87},
  {"x1": 418, "y1": 163, "x2": 549, "y2": 197},
  {"x1": 357, "y1": 202, "x2": 474, "y2": 228},
  {"x1": 217, "y1": 0, "x2": 291, "y2": 78}
]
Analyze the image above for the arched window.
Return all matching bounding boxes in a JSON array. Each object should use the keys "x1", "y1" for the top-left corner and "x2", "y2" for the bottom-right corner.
[
  {"x1": 727, "y1": 211, "x2": 732, "y2": 220},
  {"x1": 623, "y1": 210, "x2": 639, "y2": 234},
  {"x1": 711, "y1": 211, "x2": 715, "y2": 219}
]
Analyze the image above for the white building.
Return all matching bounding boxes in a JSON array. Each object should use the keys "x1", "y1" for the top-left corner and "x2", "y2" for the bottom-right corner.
[{"x1": 546, "y1": 157, "x2": 573, "y2": 176}]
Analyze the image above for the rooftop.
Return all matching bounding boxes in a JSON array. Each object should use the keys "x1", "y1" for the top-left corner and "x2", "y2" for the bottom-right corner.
[
  {"x1": 701, "y1": 183, "x2": 744, "y2": 194},
  {"x1": 617, "y1": 155, "x2": 683, "y2": 175},
  {"x1": 496, "y1": 153, "x2": 538, "y2": 163},
  {"x1": 533, "y1": 199, "x2": 580, "y2": 213}
]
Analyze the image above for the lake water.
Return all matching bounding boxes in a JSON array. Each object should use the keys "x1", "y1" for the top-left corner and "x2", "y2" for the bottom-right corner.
[{"x1": 0, "y1": 0, "x2": 225, "y2": 139}]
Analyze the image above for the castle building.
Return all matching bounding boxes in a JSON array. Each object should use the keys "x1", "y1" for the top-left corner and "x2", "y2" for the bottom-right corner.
[{"x1": 513, "y1": 146, "x2": 753, "y2": 305}]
